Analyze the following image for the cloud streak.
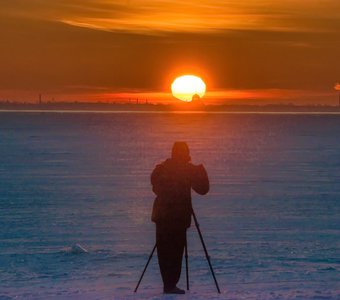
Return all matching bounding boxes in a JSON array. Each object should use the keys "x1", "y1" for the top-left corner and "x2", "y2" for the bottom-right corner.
[{"x1": 2, "y1": 0, "x2": 340, "y2": 34}]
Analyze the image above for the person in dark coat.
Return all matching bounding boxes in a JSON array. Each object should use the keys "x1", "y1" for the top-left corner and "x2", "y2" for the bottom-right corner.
[{"x1": 151, "y1": 141, "x2": 209, "y2": 294}]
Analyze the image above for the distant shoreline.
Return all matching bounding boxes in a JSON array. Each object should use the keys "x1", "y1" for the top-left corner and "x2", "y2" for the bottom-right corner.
[
  {"x1": 2, "y1": 110, "x2": 340, "y2": 115},
  {"x1": 1, "y1": 102, "x2": 340, "y2": 113}
]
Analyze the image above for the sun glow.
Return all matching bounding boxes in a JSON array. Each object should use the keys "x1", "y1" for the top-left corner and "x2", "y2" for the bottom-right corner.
[{"x1": 171, "y1": 75, "x2": 206, "y2": 102}]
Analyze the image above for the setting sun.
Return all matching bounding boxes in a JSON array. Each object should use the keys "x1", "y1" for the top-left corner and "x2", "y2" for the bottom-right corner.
[{"x1": 171, "y1": 75, "x2": 206, "y2": 102}]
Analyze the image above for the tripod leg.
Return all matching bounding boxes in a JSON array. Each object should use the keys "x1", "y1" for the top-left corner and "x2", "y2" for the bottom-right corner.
[
  {"x1": 185, "y1": 234, "x2": 189, "y2": 290},
  {"x1": 192, "y1": 211, "x2": 221, "y2": 294},
  {"x1": 134, "y1": 244, "x2": 157, "y2": 293}
]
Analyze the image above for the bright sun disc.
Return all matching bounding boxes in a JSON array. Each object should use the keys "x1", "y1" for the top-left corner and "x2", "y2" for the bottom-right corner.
[{"x1": 171, "y1": 75, "x2": 206, "y2": 102}]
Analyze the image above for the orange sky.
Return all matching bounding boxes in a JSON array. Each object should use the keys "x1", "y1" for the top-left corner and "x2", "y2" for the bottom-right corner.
[{"x1": 1, "y1": 0, "x2": 340, "y2": 104}]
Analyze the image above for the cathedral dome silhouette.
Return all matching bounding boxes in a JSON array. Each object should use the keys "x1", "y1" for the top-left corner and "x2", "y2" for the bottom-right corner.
[{"x1": 192, "y1": 93, "x2": 201, "y2": 101}]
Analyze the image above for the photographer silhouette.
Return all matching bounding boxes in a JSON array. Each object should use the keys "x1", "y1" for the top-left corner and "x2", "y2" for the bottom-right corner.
[{"x1": 150, "y1": 142, "x2": 209, "y2": 294}]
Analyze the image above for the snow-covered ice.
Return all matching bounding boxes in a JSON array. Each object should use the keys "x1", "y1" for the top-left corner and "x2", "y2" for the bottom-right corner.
[{"x1": 0, "y1": 112, "x2": 339, "y2": 299}]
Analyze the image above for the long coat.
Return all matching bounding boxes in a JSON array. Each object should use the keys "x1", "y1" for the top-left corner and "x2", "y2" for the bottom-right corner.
[{"x1": 151, "y1": 158, "x2": 209, "y2": 229}]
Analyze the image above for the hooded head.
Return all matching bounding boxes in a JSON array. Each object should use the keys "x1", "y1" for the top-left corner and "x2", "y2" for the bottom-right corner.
[{"x1": 171, "y1": 141, "x2": 191, "y2": 163}]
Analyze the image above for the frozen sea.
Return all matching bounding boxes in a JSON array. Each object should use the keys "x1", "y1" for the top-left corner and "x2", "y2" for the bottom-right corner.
[{"x1": 0, "y1": 112, "x2": 339, "y2": 300}]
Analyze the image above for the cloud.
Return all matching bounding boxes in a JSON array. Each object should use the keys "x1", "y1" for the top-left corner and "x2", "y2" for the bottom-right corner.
[{"x1": 2, "y1": 0, "x2": 340, "y2": 34}]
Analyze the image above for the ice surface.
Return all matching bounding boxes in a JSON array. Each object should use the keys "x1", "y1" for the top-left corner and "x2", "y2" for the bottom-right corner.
[{"x1": 0, "y1": 112, "x2": 339, "y2": 299}]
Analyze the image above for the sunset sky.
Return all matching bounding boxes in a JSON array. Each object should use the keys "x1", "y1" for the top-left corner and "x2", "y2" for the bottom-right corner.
[{"x1": 1, "y1": 0, "x2": 340, "y2": 104}]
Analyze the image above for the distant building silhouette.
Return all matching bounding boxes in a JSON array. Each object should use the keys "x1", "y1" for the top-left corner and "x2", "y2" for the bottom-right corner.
[{"x1": 192, "y1": 93, "x2": 201, "y2": 102}]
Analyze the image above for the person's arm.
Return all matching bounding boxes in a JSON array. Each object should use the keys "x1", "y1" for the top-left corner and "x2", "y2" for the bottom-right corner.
[
  {"x1": 151, "y1": 163, "x2": 163, "y2": 196},
  {"x1": 190, "y1": 164, "x2": 209, "y2": 195}
]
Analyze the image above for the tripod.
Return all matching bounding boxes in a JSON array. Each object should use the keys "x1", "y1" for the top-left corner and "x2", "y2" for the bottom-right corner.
[{"x1": 134, "y1": 210, "x2": 221, "y2": 293}]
